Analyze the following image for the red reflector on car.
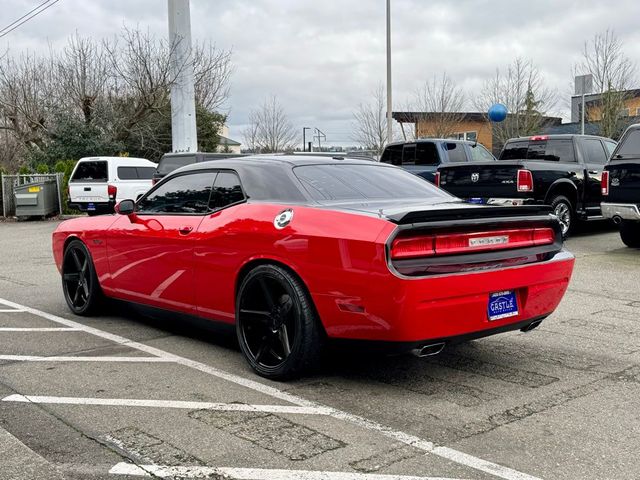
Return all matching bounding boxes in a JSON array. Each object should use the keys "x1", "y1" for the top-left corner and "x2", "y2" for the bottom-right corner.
[
  {"x1": 391, "y1": 228, "x2": 555, "y2": 259},
  {"x1": 601, "y1": 170, "x2": 609, "y2": 196},
  {"x1": 517, "y1": 169, "x2": 534, "y2": 192}
]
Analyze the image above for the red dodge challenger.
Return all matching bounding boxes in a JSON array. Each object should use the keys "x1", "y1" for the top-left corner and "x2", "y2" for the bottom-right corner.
[{"x1": 52, "y1": 156, "x2": 575, "y2": 379}]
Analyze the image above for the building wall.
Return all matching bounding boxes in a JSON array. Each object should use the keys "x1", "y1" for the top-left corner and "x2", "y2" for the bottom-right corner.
[
  {"x1": 587, "y1": 96, "x2": 640, "y2": 120},
  {"x1": 416, "y1": 119, "x2": 493, "y2": 151}
]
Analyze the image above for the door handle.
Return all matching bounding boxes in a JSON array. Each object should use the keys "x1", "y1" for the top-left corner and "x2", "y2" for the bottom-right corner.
[{"x1": 178, "y1": 226, "x2": 193, "y2": 235}]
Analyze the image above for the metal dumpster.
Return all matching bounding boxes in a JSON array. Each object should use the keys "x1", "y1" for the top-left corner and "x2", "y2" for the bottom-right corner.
[{"x1": 14, "y1": 179, "x2": 59, "y2": 217}]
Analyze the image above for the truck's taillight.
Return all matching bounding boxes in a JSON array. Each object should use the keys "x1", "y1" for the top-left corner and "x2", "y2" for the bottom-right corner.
[
  {"x1": 434, "y1": 171, "x2": 441, "y2": 187},
  {"x1": 601, "y1": 171, "x2": 609, "y2": 196},
  {"x1": 390, "y1": 228, "x2": 555, "y2": 260},
  {"x1": 530, "y1": 135, "x2": 548, "y2": 141},
  {"x1": 107, "y1": 184, "x2": 117, "y2": 200},
  {"x1": 517, "y1": 169, "x2": 534, "y2": 192}
]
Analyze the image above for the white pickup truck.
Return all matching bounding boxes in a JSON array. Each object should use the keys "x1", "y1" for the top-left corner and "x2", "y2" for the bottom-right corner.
[{"x1": 68, "y1": 156, "x2": 157, "y2": 215}]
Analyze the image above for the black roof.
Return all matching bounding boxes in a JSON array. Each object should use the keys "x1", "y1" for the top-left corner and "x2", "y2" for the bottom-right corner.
[
  {"x1": 384, "y1": 138, "x2": 476, "y2": 148},
  {"x1": 177, "y1": 155, "x2": 386, "y2": 173}
]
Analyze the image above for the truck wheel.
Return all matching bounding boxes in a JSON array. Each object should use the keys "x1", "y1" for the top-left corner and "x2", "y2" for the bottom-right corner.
[
  {"x1": 619, "y1": 221, "x2": 640, "y2": 248},
  {"x1": 549, "y1": 195, "x2": 574, "y2": 239}
]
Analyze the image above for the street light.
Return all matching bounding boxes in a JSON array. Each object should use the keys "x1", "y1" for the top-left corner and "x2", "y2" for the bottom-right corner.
[
  {"x1": 386, "y1": 0, "x2": 392, "y2": 144},
  {"x1": 302, "y1": 127, "x2": 311, "y2": 152}
]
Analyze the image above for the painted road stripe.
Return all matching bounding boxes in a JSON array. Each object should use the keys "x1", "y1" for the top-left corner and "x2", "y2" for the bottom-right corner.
[
  {"x1": 2, "y1": 394, "x2": 331, "y2": 415},
  {"x1": 109, "y1": 462, "x2": 469, "y2": 480},
  {"x1": 0, "y1": 308, "x2": 25, "y2": 312},
  {"x1": 0, "y1": 297, "x2": 541, "y2": 480},
  {"x1": 0, "y1": 355, "x2": 173, "y2": 362},
  {"x1": 0, "y1": 327, "x2": 83, "y2": 332}
]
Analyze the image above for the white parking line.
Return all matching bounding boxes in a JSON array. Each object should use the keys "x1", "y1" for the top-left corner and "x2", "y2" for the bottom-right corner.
[
  {"x1": 2, "y1": 394, "x2": 331, "y2": 415},
  {"x1": 0, "y1": 308, "x2": 25, "y2": 312},
  {"x1": 0, "y1": 297, "x2": 541, "y2": 480},
  {"x1": 0, "y1": 327, "x2": 83, "y2": 332},
  {"x1": 0, "y1": 355, "x2": 173, "y2": 362},
  {"x1": 109, "y1": 462, "x2": 469, "y2": 480}
]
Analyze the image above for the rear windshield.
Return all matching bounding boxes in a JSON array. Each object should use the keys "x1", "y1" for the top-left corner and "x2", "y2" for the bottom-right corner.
[
  {"x1": 117, "y1": 166, "x2": 156, "y2": 180},
  {"x1": 71, "y1": 161, "x2": 108, "y2": 182},
  {"x1": 157, "y1": 156, "x2": 195, "y2": 175},
  {"x1": 293, "y1": 164, "x2": 449, "y2": 202},
  {"x1": 616, "y1": 129, "x2": 640, "y2": 157},
  {"x1": 500, "y1": 139, "x2": 575, "y2": 162}
]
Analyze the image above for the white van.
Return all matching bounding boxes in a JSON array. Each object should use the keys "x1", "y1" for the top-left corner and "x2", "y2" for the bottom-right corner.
[{"x1": 68, "y1": 156, "x2": 157, "y2": 215}]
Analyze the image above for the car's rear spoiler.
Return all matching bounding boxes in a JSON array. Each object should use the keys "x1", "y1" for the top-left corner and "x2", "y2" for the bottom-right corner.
[{"x1": 387, "y1": 205, "x2": 553, "y2": 225}]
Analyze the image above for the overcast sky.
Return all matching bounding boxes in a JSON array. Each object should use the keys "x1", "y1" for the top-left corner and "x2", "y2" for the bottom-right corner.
[{"x1": 2, "y1": 0, "x2": 640, "y2": 147}]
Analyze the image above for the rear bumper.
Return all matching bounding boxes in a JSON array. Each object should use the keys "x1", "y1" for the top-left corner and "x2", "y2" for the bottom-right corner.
[
  {"x1": 601, "y1": 202, "x2": 640, "y2": 221},
  {"x1": 316, "y1": 250, "x2": 574, "y2": 343},
  {"x1": 68, "y1": 201, "x2": 115, "y2": 213},
  {"x1": 486, "y1": 197, "x2": 538, "y2": 206}
]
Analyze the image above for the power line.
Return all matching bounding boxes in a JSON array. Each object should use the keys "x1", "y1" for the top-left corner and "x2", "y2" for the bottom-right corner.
[{"x1": 0, "y1": 0, "x2": 61, "y2": 39}]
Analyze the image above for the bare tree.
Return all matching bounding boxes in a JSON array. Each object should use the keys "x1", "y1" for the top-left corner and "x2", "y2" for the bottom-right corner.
[
  {"x1": 574, "y1": 29, "x2": 636, "y2": 138},
  {"x1": 242, "y1": 96, "x2": 296, "y2": 153},
  {"x1": 409, "y1": 73, "x2": 465, "y2": 139},
  {"x1": 351, "y1": 84, "x2": 390, "y2": 156},
  {"x1": 193, "y1": 42, "x2": 233, "y2": 112},
  {"x1": 476, "y1": 58, "x2": 556, "y2": 147}
]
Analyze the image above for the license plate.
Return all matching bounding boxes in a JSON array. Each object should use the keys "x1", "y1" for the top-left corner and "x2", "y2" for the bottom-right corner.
[
  {"x1": 468, "y1": 197, "x2": 484, "y2": 204},
  {"x1": 87, "y1": 203, "x2": 96, "y2": 211},
  {"x1": 488, "y1": 290, "x2": 518, "y2": 321}
]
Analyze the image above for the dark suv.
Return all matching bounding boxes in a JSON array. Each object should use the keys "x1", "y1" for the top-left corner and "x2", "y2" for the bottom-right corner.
[
  {"x1": 153, "y1": 152, "x2": 248, "y2": 184},
  {"x1": 380, "y1": 139, "x2": 496, "y2": 183}
]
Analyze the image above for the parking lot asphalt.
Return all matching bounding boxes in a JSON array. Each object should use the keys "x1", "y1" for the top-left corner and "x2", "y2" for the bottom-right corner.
[{"x1": 0, "y1": 219, "x2": 639, "y2": 480}]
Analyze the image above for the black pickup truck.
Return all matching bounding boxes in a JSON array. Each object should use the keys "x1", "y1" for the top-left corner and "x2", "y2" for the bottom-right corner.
[
  {"x1": 437, "y1": 134, "x2": 617, "y2": 237},
  {"x1": 601, "y1": 124, "x2": 640, "y2": 247}
]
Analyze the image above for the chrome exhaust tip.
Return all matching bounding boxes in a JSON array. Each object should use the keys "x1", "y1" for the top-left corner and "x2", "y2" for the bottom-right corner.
[
  {"x1": 520, "y1": 319, "x2": 543, "y2": 333},
  {"x1": 411, "y1": 342, "x2": 446, "y2": 357}
]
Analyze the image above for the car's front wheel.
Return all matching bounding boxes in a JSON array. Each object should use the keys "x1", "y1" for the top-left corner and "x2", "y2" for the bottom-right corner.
[
  {"x1": 619, "y1": 221, "x2": 640, "y2": 248},
  {"x1": 236, "y1": 264, "x2": 324, "y2": 380},
  {"x1": 62, "y1": 239, "x2": 102, "y2": 315}
]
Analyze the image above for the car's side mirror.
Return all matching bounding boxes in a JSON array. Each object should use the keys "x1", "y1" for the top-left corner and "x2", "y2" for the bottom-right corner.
[{"x1": 115, "y1": 199, "x2": 135, "y2": 215}]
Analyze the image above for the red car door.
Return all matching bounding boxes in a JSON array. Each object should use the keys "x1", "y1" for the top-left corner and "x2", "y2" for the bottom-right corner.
[{"x1": 106, "y1": 171, "x2": 218, "y2": 314}]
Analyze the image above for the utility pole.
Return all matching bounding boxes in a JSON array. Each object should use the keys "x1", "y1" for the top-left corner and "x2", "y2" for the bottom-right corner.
[
  {"x1": 314, "y1": 128, "x2": 326, "y2": 151},
  {"x1": 386, "y1": 0, "x2": 393, "y2": 145},
  {"x1": 168, "y1": 0, "x2": 197, "y2": 152}
]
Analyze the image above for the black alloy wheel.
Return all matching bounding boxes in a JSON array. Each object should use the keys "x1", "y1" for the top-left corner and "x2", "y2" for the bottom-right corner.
[
  {"x1": 236, "y1": 264, "x2": 323, "y2": 380},
  {"x1": 62, "y1": 240, "x2": 101, "y2": 315}
]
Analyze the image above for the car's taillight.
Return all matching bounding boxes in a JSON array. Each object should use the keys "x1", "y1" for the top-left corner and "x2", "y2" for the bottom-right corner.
[
  {"x1": 517, "y1": 169, "x2": 534, "y2": 192},
  {"x1": 152, "y1": 178, "x2": 158, "y2": 186},
  {"x1": 530, "y1": 135, "x2": 548, "y2": 141},
  {"x1": 434, "y1": 171, "x2": 441, "y2": 187},
  {"x1": 601, "y1": 170, "x2": 609, "y2": 196},
  {"x1": 390, "y1": 228, "x2": 555, "y2": 259},
  {"x1": 107, "y1": 184, "x2": 117, "y2": 200}
]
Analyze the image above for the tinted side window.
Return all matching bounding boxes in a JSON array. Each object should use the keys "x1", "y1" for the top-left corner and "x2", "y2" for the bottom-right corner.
[
  {"x1": 446, "y1": 143, "x2": 466, "y2": 162},
  {"x1": 117, "y1": 167, "x2": 137, "y2": 179},
  {"x1": 137, "y1": 167, "x2": 156, "y2": 179},
  {"x1": 415, "y1": 143, "x2": 439, "y2": 165},
  {"x1": 616, "y1": 130, "x2": 640, "y2": 157},
  {"x1": 604, "y1": 141, "x2": 617, "y2": 158},
  {"x1": 527, "y1": 140, "x2": 576, "y2": 162},
  {"x1": 381, "y1": 145, "x2": 403, "y2": 165},
  {"x1": 157, "y1": 155, "x2": 196, "y2": 174},
  {"x1": 469, "y1": 144, "x2": 495, "y2": 162},
  {"x1": 210, "y1": 172, "x2": 245, "y2": 210},
  {"x1": 71, "y1": 161, "x2": 108, "y2": 182},
  {"x1": 137, "y1": 172, "x2": 216, "y2": 214},
  {"x1": 582, "y1": 139, "x2": 608, "y2": 165}
]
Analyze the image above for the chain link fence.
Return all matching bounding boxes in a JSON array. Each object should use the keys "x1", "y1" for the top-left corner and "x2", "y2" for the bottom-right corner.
[{"x1": 1, "y1": 173, "x2": 64, "y2": 218}]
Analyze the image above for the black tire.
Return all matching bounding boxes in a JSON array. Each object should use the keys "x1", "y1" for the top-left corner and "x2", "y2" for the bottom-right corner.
[
  {"x1": 549, "y1": 195, "x2": 575, "y2": 239},
  {"x1": 61, "y1": 239, "x2": 102, "y2": 316},
  {"x1": 236, "y1": 264, "x2": 324, "y2": 380},
  {"x1": 620, "y1": 221, "x2": 640, "y2": 248}
]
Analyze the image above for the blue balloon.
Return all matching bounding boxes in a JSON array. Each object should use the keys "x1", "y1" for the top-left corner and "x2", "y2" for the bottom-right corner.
[{"x1": 488, "y1": 103, "x2": 508, "y2": 122}]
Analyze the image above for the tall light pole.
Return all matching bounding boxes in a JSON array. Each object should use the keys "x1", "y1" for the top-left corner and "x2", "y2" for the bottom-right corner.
[
  {"x1": 386, "y1": 0, "x2": 393, "y2": 145},
  {"x1": 302, "y1": 127, "x2": 311, "y2": 151},
  {"x1": 168, "y1": 0, "x2": 197, "y2": 152}
]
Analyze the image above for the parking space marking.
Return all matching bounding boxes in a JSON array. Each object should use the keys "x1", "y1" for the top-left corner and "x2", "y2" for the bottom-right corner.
[
  {"x1": 0, "y1": 355, "x2": 173, "y2": 362},
  {"x1": 0, "y1": 308, "x2": 25, "y2": 312},
  {"x1": 0, "y1": 327, "x2": 83, "y2": 332},
  {"x1": 2, "y1": 394, "x2": 332, "y2": 415},
  {"x1": 109, "y1": 462, "x2": 469, "y2": 480},
  {"x1": 0, "y1": 297, "x2": 541, "y2": 480}
]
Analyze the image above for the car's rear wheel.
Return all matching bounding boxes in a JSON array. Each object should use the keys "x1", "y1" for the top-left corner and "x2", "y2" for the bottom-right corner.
[
  {"x1": 236, "y1": 264, "x2": 323, "y2": 380},
  {"x1": 62, "y1": 240, "x2": 102, "y2": 315},
  {"x1": 620, "y1": 221, "x2": 640, "y2": 248},
  {"x1": 549, "y1": 195, "x2": 574, "y2": 239}
]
